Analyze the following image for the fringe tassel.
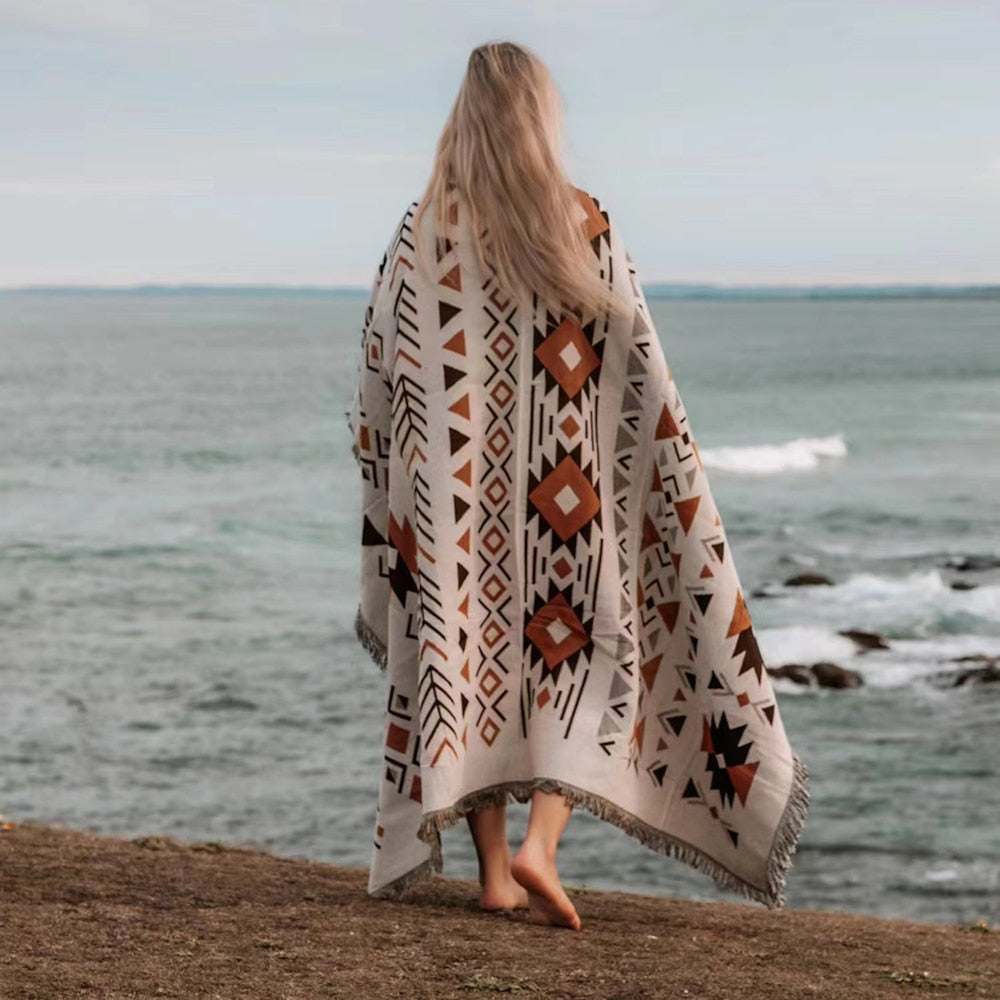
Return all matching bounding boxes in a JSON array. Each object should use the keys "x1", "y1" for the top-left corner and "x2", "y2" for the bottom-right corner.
[
  {"x1": 764, "y1": 752, "x2": 811, "y2": 911},
  {"x1": 375, "y1": 758, "x2": 811, "y2": 912},
  {"x1": 354, "y1": 605, "x2": 387, "y2": 671},
  {"x1": 368, "y1": 851, "x2": 442, "y2": 899}
]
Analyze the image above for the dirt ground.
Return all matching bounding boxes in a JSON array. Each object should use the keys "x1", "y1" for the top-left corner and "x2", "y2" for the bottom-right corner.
[{"x1": 0, "y1": 820, "x2": 997, "y2": 1000}]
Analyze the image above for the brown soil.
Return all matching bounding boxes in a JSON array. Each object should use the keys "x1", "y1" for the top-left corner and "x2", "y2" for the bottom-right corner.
[{"x1": 1, "y1": 819, "x2": 997, "y2": 1000}]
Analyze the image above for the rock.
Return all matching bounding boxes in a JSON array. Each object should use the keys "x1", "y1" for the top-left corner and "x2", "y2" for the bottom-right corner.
[
  {"x1": 927, "y1": 655, "x2": 1000, "y2": 688},
  {"x1": 768, "y1": 661, "x2": 864, "y2": 688},
  {"x1": 950, "y1": 580, "x2": 978, "y2": 591},
  {"x1": 837, "y1": 629, "x2": 891, "y2": 651},
  {"x1": 945, "y1": 554, "x2": 1000, "y2": 571},
  {"x1": 811, "y1": 661, "x2": 864, "y2": 688},
  {"x1": 768, "y1": 664, "x2": 815, "y2": 686},
  {"x1": 952, "y1": 664, "x2": 1000, "y2": 686},
  {"x1": 783, "y1": 572, "x2": 834, "y2": 587}
]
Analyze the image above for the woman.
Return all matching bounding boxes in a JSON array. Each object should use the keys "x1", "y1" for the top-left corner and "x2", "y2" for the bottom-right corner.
[{"x1": 348, "y1": 41, "x2": 810, "y2": 931}]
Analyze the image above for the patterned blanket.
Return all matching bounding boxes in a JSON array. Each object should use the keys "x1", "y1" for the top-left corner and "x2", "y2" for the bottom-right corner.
[{"x1": 347, "y1": 189, "x2": 810, "y2": 909}]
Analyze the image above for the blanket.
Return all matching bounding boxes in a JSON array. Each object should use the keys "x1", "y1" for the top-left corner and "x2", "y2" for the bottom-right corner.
[{"x1": 347, "y1": 188, "x2": 810, "y2": 909}]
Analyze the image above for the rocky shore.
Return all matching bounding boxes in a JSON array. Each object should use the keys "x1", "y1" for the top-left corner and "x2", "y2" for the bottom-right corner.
[
  {"x1": 1, "y1": 820, "x2": 997, "y2": 999},
  {"x1": 754, "y1": 566, "x2": 1000, "y2": 690}
]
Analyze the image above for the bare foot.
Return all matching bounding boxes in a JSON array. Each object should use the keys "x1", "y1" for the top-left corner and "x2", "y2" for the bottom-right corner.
[
  {"x1": 480, "y1": 875, "x2": 530, "y2": 912},
  {"x1": 510, "y1": 841, "x2": 582, "y2": 930}
]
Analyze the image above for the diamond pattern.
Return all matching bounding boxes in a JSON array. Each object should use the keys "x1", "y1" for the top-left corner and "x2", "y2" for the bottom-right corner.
[
  {"x1": 535, "y1": 318, "x2": 600, "y2": 397},
  {"x1": 529, "y1": 456, "x2": 600, "y2": 542},
  {"x1": 525, "y1": 593, "x2": 588, "y2": 669}
]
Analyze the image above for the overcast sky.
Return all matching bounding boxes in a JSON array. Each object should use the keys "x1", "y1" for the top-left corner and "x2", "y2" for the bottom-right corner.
[{"x1": 2, "y1": 0, "x2": 998, "y2": 287}]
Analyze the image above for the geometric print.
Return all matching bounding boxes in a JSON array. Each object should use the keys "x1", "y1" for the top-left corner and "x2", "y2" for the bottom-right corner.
[{"x1": 348, "y1": 185, "x2": 810, "y2": 910}]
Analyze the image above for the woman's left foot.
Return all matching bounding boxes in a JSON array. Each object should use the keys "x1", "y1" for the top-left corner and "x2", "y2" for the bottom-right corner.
[{"x1": 480, "y1": 874, "x2": 530, "y2": 911}]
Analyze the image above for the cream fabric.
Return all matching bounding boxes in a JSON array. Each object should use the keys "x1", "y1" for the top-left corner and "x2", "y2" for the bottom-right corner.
[{"x1": 347, "y1": 188, "x2": 810, "y2": 908}]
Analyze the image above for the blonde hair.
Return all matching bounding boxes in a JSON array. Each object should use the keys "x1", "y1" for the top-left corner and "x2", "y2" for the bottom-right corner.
[{"x1": 413, "y1": 41, "x2": 630, "y2": 320}]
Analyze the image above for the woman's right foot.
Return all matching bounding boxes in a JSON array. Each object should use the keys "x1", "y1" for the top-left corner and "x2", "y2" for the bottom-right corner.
[{"x1": 510, "y1": 841, "x2": 582, "y2": 930}]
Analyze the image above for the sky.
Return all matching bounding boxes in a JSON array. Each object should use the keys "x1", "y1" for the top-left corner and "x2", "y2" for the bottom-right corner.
[{"x1": 2, "y1": 0, "x2": 999, "y2": 287}]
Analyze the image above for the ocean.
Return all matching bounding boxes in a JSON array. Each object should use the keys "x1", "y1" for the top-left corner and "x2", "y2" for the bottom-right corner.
[{"x1": 1, "y1": 291, "x2": 997, "y2": 925}]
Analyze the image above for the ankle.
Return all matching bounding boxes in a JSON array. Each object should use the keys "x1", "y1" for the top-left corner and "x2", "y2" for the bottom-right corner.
[
  {"x1": 479, "y1": 846, "x2": 513, "y2": 878},
  {"x1": 514, "y1": 837, "x2": 558, "y2": 866}
]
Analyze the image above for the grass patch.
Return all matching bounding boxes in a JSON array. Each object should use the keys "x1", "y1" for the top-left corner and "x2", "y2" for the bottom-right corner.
[{"x1": 883, "y1": 969, "x2": 951, "y2": 989}]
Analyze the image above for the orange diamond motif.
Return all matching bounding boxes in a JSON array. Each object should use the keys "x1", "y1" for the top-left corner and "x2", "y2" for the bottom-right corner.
[
  {"x1": 490, "y1": 330, "x2": 515, "y2": 360},
  {"x1": 386, "y1": 723, "x2": 409, "y2": 755},
  {"x1": 482, "y1": 526, "x2": 505, "y2": 555},
  {"x1": 482, "y1": 620, "x2": 504, "y2": 647},
  {"x1": 487, "y1": 426, "x2": 511, "y2": 457},
  {"x1": 479, "y1": 668, "x2": 503, "y2": 697},
  {"x1": 482, "y1": 573, "x2": 505, "y2": 602},
  {"x1": 559, "y1": 414, "x2": 580, "y2": 438},
  {"x1": 525, "y1": 593, "x2": 588, "y2": 669},
  {"x1": 535, "y1": 318, "x2": 600, "y2": 397},
  {"x1": 481, "y1": 717, "x2": 501, "y2": 746},
  {"x1": 484, "y1": 474, "x2": 508, "y2": 506},
  {"x1": 490, "y1": 379, "x2": 514, "y2": 408},
  {"x1": 529, "y1": 456, "x2": 600, "y2": 542}
]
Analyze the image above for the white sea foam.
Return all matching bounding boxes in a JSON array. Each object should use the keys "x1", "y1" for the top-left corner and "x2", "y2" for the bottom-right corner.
[
  {"x1": 755, "y1": 569, "x2": 1000, "y2": 688},
  {"x1": 796, "y1": 569, "x2": 1000, "y2": 629},
  {"x1": 757, "y1": 623, "x2": 1000, "y2": 688},
  {"x1": 756, "y1": 624, "x2": 860, "y2": 666},
  {"x1": 757, "y1": 612, "x2": 1000, "y2": 694},
  {"x1": 699, "y1": 433, "x2": 847, "y2": 474}
]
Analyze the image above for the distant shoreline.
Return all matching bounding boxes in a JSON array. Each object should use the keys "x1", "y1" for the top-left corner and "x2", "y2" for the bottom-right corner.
[{"x1": 2, "y1": 282, "x2": 999, "y2": 301}]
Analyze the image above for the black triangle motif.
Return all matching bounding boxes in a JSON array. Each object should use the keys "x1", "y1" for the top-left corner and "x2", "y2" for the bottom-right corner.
[
  {"x1": 449, "y1": 427, "x2": 470, "y2": 453},
  {"x1": 439, "y1": 301, "x2": 461, "y2": 329},
  {"x1": 362, "y1": 514, "x2": 386, "y2": 546}
]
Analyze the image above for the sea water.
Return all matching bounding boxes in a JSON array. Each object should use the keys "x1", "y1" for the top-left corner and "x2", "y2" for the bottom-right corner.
[{"x1": 1, "y1": 292, "x2": 997, "y2": 925}]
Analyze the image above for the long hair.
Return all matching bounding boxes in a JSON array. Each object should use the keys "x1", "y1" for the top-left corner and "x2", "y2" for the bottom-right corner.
[{"x1": 412, "y1": 41, "x2": 631, "y2": 320}]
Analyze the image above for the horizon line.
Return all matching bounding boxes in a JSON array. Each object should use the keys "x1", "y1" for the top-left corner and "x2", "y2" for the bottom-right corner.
[
  {"x1": 3, "y1": 279, "x2": 1000, "y2": 290},
  {"x1": 1, "y1": 280, "x2": 999, "y2": 301}
]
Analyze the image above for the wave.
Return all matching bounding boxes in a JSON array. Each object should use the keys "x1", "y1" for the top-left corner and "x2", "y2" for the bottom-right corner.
[
  {"x1": 757, "y1": 624, "x2": 862, "y2": 667},
  {"x1": 757, "y1": 622, "x2": 1000, "y2": 688},
  {"x1": 699, "y1": 434, "x2": 847, "y2": 474},
  {"x1": 757, "y1": 569, "x2": 1000, "y2": 645},
  {"x1": 816, "y1": 569, "x2": 1000, "y2": 626}
]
